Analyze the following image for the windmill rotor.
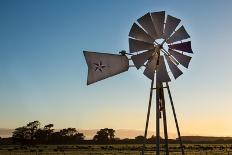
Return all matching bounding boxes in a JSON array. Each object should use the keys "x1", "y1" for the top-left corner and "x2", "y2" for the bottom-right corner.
[{"x1": 129, "y1": 11, "x2": 193, "y2": 82}]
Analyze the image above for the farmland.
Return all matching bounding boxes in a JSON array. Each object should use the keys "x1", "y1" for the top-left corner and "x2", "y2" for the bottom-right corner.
[{"x1": 1, "y1": 144, "x2": 232, "y2": 155}]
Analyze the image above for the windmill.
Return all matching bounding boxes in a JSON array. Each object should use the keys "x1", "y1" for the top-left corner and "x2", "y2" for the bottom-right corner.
[{"x1": 83, "y1": 11, "x2": 193, "y2": 155}]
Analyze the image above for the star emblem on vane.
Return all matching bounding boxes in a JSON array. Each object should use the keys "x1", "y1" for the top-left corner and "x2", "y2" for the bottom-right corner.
[{"x1": 94, "y1": 61, "x2": 106, "y2": 72}]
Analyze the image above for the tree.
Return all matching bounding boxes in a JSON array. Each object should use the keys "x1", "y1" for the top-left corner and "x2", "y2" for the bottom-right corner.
[
  {"x1": 146, "y1": 135, "x2": 163, "y2": 143},
  {"x1": 60, "y1": 128, "x2": 77, "y2": 137},
  {"x1": 108, "y1": 128, "x2": 115, "y2": 140},
  {"x1": 34, "y1": 129, "x2": 46, "y2": 143},
  {"x1": 26, "y1": 120, "x2": 40, "y2": 142},
  {"x1": 93, "y1": 128, "x2": 115, "y2": 142},
  {"x1": 44, "y1": 124, "x2": 54, "y2": 129},
  {"x1": 12, "y1": 126, "x2": 30, "y2": 144},
  {"x1": 12, "y1": 121, "x2": 40, "y2": 145},
  {"x1": 43, "y1": 124, "x2": 54, "y2": 140},
  {"x1": 11, "y1": 121, "x2": 85, "y2": 145},
  {"x1": 75, "y1": 132, "x2": 84, "y2": 141},
  {"x1": 34, "y1": 124, "x2": 54, "y2": 144},
  {"x1": 49, "y1": 128, "x2": 84, "y2": 144},
  {"x1": 135, "y1": 135, "x2": 145, "y2": 142}
]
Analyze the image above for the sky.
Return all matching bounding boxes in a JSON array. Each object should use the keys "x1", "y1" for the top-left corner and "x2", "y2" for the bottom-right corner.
[{"x1": 1, "y1": 0, "x2": 232, "y2": 138}]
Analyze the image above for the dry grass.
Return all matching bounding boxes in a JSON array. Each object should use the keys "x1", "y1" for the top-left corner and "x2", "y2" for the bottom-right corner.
[{"x1": 0, "y1": 144, "x2": 232, "y2": 155}]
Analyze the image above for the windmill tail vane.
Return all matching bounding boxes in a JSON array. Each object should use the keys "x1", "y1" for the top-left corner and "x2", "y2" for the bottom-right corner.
[
  {"x1": 83, "y1": 51, "x2": 129, "y2": 85},
  {"x1": 83, "y1": 11, "x2": 194, "y2": 155}
]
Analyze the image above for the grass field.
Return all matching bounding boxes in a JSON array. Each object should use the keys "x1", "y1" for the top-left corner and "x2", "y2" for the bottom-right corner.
[{"x1": 0, "y1": 144, "x2": 232, "y2": 155}]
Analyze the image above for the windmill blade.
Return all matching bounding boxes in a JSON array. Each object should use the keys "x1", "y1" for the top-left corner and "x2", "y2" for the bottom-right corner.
[
  {"x1": 129, "y1": 38, "x2": 154, "y2": 53},
  {"x1": 131, "y1": 49, "x2": 155, "y2": 69},
  {"x1": 168, "y1": 41, "x2": 193, "y2": 53},
  {"x1": 169, "y1": 49, "x2": 192, "y2": 68},
  {"x1": 137, "y1": 12, "x2": 158, "y2": 39},
  {"x1": 129, "y1": 23, "x2": 155, "y2": 43},
  {"x1": 156, "y1": 56, "x2": 171, "y2": 82},
  {"x1": 163, "y1": 15, "x2": 181, "y2": 39},
  {"x1": 83, "y1": 51, "x2": 129, "y2": 85},
  {"x1": 165, "y1": 55, "x2": 183, "y2": 79},
  {"x1": 166, "y1": 26, "x2": 190, "y2": 44},
  {"x1": 151, "y1": 11, "x2": 165, "y2": 38},
  {"x1": 143, "y1": 53, "x2": 159, "y2": 80}
]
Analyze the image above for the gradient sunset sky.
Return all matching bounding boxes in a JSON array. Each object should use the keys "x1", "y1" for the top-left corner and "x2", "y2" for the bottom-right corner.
[{"x1": 1, "y1": 0, "x2": 232, "y2": 137}]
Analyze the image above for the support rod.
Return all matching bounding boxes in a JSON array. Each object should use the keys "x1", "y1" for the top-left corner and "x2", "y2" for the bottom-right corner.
[
  {"x1": 166, "y1": 82, "x2": 185, "y2": 155},
  {"x1": 156, "y1": 82, "x2": 161, "y2": 155},
  {"x1": 141, "y1": 79, "x2": 154, "y2": 155},
  {"x1": 160, "y1": 83, "x2": 169, "y2": 155}
]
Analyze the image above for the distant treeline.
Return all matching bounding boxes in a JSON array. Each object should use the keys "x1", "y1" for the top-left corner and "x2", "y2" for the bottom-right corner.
[{"x1": 1, "y1": 121, "x2": 232, "y2": 145}]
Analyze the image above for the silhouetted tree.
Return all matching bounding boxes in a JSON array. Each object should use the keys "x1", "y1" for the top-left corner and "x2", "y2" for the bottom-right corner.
[
  {"x1": 34, "y1": 129, "x2": 46, "y2": 143},
  {"x1": 26, "y1": 120, "x2": 40, "y2": 143},
  {"x1": 44, "y1": 124, "x2": 53, "y2": 129},
  {"x1": 50, "y1": 131, "x2": 61, "y2": 143},
  {"x1": 147, "y1": 135, "x2": 163, "y2": 143},
  {"x1": 12, "y1": 121, "x2": 85, "y2": 145},
  {"x1": 74, "y1": 132, "x2": 85, "y2": 141},
  {"x1": 12, "y1": 121, "x2": 40, "y2": 145},
  {"x1": 135, "y1": 135, "x2": 145, "y2": 142},
  {"x1": 108, "y1": 128, "x2": 115, "y2": 140},
  {"x1": 34, "y1": 124, "x2": 54, "y2": 144},
  {"x1": 44, "y1": 124, "x2": 54, "y2": 140},
  {"x1": 93, "y1": 128, "x2": 115, "y2": 142},
  {"x1": 60, "y1": 128, "x2": 77, "y2": 137},
  {"x1": 49, "y1": 128, "x2": 84, "y2": 144},
  {"x1": 12, "y1": 126, "x2": 30, "y2": 144}
]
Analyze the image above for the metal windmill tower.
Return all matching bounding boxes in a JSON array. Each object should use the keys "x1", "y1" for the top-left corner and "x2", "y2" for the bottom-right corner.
[{"x1": 83, "y1": 11, "x2": 193, "y2": 155}]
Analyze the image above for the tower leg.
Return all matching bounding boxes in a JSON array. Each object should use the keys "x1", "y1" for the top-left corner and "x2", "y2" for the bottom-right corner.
[
  {"x1": 166, "y1": 82, "x2": 185, "y2": 155},
  {"x1": 160, "y1": 83, "x2": 169, "y2": 155},
  {"x1": 156, "y1": 82, "x2": 161, "y2": 155},
  {"x1": 141, "y1": 79, "x2": 154, "y2": 155}
]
